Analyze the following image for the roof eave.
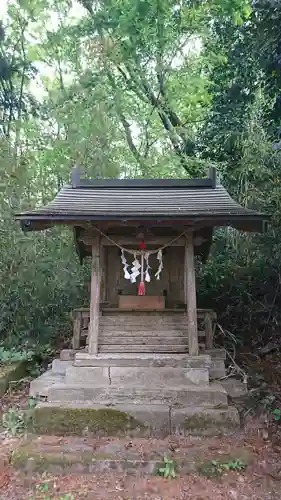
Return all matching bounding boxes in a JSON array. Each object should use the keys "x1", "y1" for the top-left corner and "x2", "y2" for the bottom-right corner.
[
  {"x1": 17, "y1": 212, "x2": 269, "y2": 234},
  {"x1": 15, "y1": 212, "x2": 269, "y2": 221}
]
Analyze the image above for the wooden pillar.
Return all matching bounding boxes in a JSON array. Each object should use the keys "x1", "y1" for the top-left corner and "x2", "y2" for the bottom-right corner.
[
  {"x1": 100, "y1": 244, "x2": 107, "y2": 303},
  {"x1": 72, "y1": 311, "x2": 82, "y2": 350},
  {"x1": 204, "y1": 313, "x2": 213, "y2": 350},
  {"x1": 88, "y1": 235, "x2": 101, "y2": 354},
  {"x1": 184, "y1": 232, "x2": 199, "y2": 356}
]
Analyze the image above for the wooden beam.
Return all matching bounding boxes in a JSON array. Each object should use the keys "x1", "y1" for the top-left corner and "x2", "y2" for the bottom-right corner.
[
  {"x1": 88, "y1": 235, "x2": 101, "y2": 354},
  {"x1": 79, "y1": 234, "x2": 208, "y2": 248},
  {"x1": 185, "y1": 232, "x2": 199, "y2": 356}
]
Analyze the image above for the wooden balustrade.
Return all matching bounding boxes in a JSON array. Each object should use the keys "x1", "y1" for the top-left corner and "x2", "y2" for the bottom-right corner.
[{"x1": 71, "y1": 307, "x2": 216, "y2": 352}]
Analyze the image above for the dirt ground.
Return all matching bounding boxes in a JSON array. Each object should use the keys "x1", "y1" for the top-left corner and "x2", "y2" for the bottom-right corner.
[{"x1": 1, "y1": 383, "x2": 281, "y2": 499}]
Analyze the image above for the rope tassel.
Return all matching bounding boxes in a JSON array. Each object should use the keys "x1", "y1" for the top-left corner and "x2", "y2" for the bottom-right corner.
[{"x1": 138, "y1": 252, "x2": 145, "y2": 295}]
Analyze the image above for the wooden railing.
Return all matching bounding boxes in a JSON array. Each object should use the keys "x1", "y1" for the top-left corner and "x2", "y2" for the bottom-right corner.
[{"x1": 71, "y1": 307, "x2": 216, "y2": 351}]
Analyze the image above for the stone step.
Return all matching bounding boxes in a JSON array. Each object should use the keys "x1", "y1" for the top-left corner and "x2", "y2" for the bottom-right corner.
[
  {"x1": 28, "y1": 403, "x2": 239, "y2": 438},
  {"x1": 209, "y1": 361, "x2": 226, "y2": 379},
  {"x1": 62, "y1": 350, "x2": 224, "y2": 378},
  {"x1": 48, "y1": 382, "x2": 228, "y2": 407},
  {"x1": 205, "y1": 349, "x2": 226, "y2": 360},
  {"x1": 74, "y1": 353, "x2": 211, "y2": 368},
  {"x1": 98, "y1": 344, "x2": 190, "y2": 353},
  {"x1": 220, "y1": 378, "x2": 248, "y2": 399},
  {"x1": 51, "y1": 359, "x2": 72, "y2": 375},
  {"x1": 30, "y1": 371, "x2": 64, "y2": 398},
  {"x1": 65, "y1": 365, "x2": 209, "y2": 386}
]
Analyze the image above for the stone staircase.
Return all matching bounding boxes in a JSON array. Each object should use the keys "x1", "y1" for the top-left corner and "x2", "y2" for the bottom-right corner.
[
  {"x1": 30, "y1": 348, "x2": 228, "y2": 398},
  {"x1": 29, "y1": 348, "x2": 242, "y2": 437}
]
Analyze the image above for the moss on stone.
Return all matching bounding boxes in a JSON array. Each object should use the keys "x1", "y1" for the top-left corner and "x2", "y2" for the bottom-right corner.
[
  {"x1": 184, "y1": 414, "x2": 210, "y2": 430},
  {"x1": 29, "y1": 406, "x2": 147, "y2": 437},
  {"x1": 0, "y1": 363, "x2": 27, "y2": 396},
  {"x1": 183, "y1": 410, "x2": 239, "y2": 433},
  {"x1": 11, "y1": 445, "x2": 117, "y2": 472}
]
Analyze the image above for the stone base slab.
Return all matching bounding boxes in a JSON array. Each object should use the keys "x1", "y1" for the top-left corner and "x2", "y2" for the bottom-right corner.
[
  {"x1": 47, "y1": 382, "x2": 228, "y2": 407},
  {"x1": 65, "y1": 365, "x2": 209, "y2": 386},
  {"x1": 52, "y1": 359, "x2": 72, "y2": 375},
  {"x1": 30, "y1": 371, "x2": 64, "y2": 398},
  {"x1": 74, "y1": 352, "x2": 211, "y2": 368},
  {"x1": 172, "y1": 406, "x2": 240, "y2": 436},
  {"x1": 28, "y1": 401, "x2": 239, "y2": 437},
  {"x1": 12, "y1": 433, "x2": 253, "y2": 478}
]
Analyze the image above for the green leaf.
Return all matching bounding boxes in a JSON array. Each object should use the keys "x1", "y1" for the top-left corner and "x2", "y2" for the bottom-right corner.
[{"x1": 243, "y1": 4, "x2": 252, "y2": 19}]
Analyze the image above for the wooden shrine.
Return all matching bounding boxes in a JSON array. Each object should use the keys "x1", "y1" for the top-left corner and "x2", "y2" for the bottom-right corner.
[{"x1": 15, "y1": 168, "x2": 268, "y2": 437}]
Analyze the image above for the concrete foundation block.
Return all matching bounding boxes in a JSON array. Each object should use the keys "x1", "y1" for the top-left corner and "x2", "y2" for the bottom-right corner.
[
  {"x1": 30, "y1": 371, "x2": 64, "y2": 397},
  {"x1": 65, "y1": 365, "x2": 209, "y2": 386},
  {"x1": 109, "y1": 366, "x2": 209, "y2": 386},
  {"x1": 60, "y1": 349, "x2": 76, "y2": 361},
  {"x1": 51, "y1": 359, "x2": 72, "y2": 375},
  {"x1": 48, "y1": 382, "x2": 228, "y2": 407},
  {"x1": 171, "y1": 406, "x2": 240, "y2": 436},
  {"x1": 65, "y1": 366, "x2": 109, "y2": 385},
  {"x1": 205, "y1": 348, "x2": 226, "y2": 360},
  {"x1": 209, "y1": 359, "x2": 226, "y2": 379},
  {"x1": 27, "y1": 401, "x2": 239, "y2": 438},
  {"x1": 29, "y1": 402, "x2": 171, "y2": 437},
  {"x1": 220, "y1": 378, "x2": 248, "y2": 399},
  {"x1": 74, "y1": 352, "x2": 211, "y2": 369}
]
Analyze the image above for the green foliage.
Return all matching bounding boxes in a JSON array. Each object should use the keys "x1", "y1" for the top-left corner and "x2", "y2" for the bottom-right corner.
[
  {"x1": 2, "y1": 397, "x2": 39, "y2": 436},
  {"x1": 156, "y1": 455, "x2": 177, "y2": 479},
  {"x1": 272, "y1": 409, "x2": 281, "y2": 422},
  {"x1": 0, "y1": 0, "x2": 280, "y2": 363},
  {"x1": 30, "y1": 481, "x2": 75, "y2": 500},
  {"x1": 0, "y1": 347, "x2": 33, "y2": 364},
  {"x1": 199, "y1": 457, "x2": 246, "y2": 477},
  {"x1": 2, "y1": 407, "x2": 29, "y2": 437},
  {"x1": 211, "y1": 458, "x2": 246, "y2": 474}
]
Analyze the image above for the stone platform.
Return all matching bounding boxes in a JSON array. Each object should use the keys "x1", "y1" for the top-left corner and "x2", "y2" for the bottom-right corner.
[
  {"x1": 29, "y1": 350, "x2": 241, "y2": 437},
  {"x1": 11, "y1": 435, "x2": 254, "y2": 476}
]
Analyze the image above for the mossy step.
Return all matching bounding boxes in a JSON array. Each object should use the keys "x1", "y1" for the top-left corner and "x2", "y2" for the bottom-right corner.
[
  {"x1": 12, "y1": 440, "x2": 186, "y2": 475},
  {"x1": 48, "y1": 382, "x2": 228, "y2": 407},
  {"x1": 0, "y1": 362, "x2": 27, "y2": 396},
  {"x1": 11, "y1": 435, "x2": 252, "y2": 476},
  {"x1": 29, "y1": 403, "x2": 168, "y2": 437},
  {"x1": 28, "y1": 402, "x2": 239, "y2": 437}
]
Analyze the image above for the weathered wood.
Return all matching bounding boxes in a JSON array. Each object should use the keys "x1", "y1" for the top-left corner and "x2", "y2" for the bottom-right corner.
[
  {"x1": 118, "y1": 295, "x2": 165, "y2": 310},
  {"x1": 79, "y1": 234, "x2": 207, "y2": 248},
  {"x1": 72, "y1": 311, "x2": 82, "y2": 350},
  {"x1": 185, "y1": 232, "x2": 199, "y2": 356},
  {"x1": 204, "y1": 313, "x2": 213, "y2": 349},
  {"x1": 88, "y1": 235, "x2": 101, "y2": 354},
  {"x1": 100, "y1": 244, "x2": 107, "y2": 303},
  {"x1": 73, "y1": 307, "x2": 215, "y2": 315},
  {"x1": 99, "y1": 344, "x2": 189, "y2": 353}
]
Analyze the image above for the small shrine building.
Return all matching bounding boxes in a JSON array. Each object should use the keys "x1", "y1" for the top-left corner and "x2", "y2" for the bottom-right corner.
[{"x1": 16, "y1": 168, "x2": 268, "y2": 436}]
